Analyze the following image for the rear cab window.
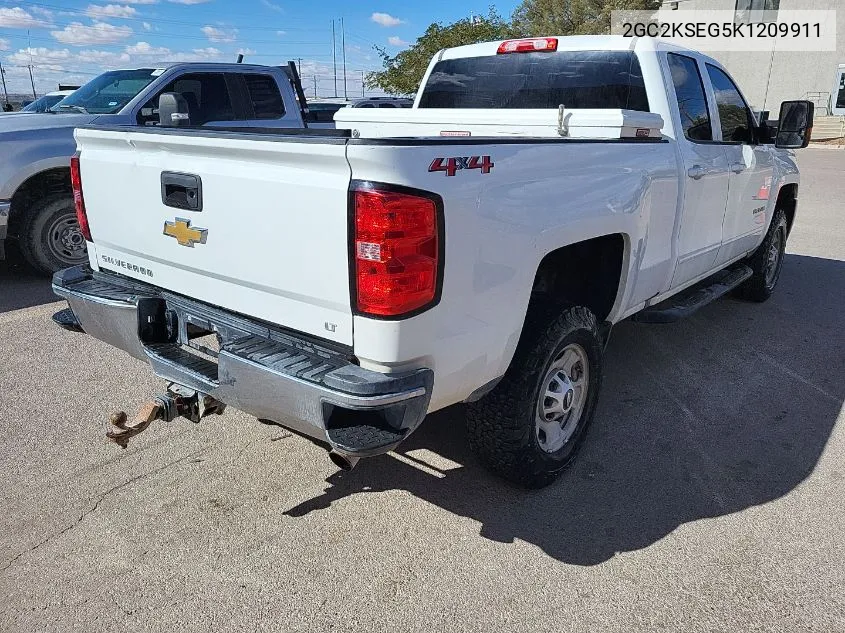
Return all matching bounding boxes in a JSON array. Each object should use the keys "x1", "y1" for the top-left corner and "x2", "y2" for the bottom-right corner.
[
  {"x1": 418, "y1": 50, "x2": 650, "y2": 111},
  {"x1": 243, "y1": 73, "x2": 285, "y2": 119}
]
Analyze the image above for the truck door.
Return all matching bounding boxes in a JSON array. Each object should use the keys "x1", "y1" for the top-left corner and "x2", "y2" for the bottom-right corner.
[
  {"x1": 665, "y1": 52, "x2": 731, "y2": 287},
  {"x1": 704, "y1": 63, "x2": 775, "y2": 267}
]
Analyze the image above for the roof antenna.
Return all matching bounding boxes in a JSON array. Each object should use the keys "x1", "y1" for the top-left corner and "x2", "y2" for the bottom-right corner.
[{"x1": 236, "y1": 53, "x2": 244, "y2": 64}]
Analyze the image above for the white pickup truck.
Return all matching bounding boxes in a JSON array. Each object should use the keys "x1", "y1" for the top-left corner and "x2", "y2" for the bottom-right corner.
[{"x1": 52, "y1": 36, "x2": 813, "y2": 488}]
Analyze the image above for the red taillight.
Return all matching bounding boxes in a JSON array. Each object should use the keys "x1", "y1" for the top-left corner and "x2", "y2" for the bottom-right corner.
[
  {"x1": 353, "y1": 187, "x2": 440, "y2": 317},
  {"x1": 497, "y1": 37, "x2": 558, "y2": 54},
  {"x1": 69, "y1": 153, "x2": 91, "y2": 241}
]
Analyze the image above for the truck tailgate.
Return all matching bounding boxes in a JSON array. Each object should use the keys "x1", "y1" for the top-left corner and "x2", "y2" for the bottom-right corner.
[{"x1": 75, "y1": 128, "x2": 353, "y2": 345}]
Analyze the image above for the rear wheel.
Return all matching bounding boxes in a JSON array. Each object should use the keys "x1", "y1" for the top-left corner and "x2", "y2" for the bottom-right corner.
[
  {"x1": 466, "y1": 304, "x2": 603, "y2": 488},
  {"x1": 736, "y1": 208, "x2": 787, "y2": 302},
  {"x1": 20, "y1": 195, "x2": 88, "y2": 275}
]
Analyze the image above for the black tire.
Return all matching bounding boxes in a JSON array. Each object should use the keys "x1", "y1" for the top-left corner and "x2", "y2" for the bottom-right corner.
[
  {"x1": 736, "y1": 208, "x2": 787, "y2": 302},
  {"x1": 19, "y1": 195, "x2": 88, "y2": 275},
  {"x1": 466, "y1": 304, "x2": 603, "y2": 488}
]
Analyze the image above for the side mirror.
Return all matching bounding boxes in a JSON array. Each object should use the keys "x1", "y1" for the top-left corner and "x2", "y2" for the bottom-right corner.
[
  {"x1": 158, "y1": 92, "x2": 191, "y2": 127},
  {"x1": 775, "y1": 100, "x2": 814, "y2": 149}
]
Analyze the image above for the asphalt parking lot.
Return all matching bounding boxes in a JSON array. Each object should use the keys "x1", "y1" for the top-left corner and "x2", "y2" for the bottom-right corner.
[{"x1": 1, "y1": 149, "x2": 843, "y2": 632}]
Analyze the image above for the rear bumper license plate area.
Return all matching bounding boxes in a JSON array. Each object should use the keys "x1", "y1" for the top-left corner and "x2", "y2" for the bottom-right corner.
[{"x1": 52, "y1": 265, "x2": 433, "y2": 457}]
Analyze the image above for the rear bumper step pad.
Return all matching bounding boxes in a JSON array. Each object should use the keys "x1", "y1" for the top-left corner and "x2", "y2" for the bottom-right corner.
[{"x1": 52, "y1": 265, "x2": 432, "y2": 457}]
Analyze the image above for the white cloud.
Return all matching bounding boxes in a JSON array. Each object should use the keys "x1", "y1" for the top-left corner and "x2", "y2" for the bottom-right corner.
[
  {"x1": 125, "y1": 40, "x2": 222, "y2": 62},
  {"x1": 30, "y1": 7, "x2": 55, "y2": 18},
  {"x1": 0, "y1": 7, "x2": 52, "y2": 29},
  {"x1": 76, "y1": 48, "x2": 131, "y2": 65},
  {"x1": 0, "y1": 38, "x2": 9, "y2": 51},
  {"x1": 387, "y1": 36, "x2": 409, "y2": 47},
  {"x1": 261, "y1": 0, "x2": 283, "y2": 11},
  {"x1": 8, "y1": 47, "x2": 72, "y2": 72},
  {"x1": 124, "y1": 40, "x2": 170, "y2": 56},
  {"x1": 168, "y1": 0, "x2": 210, "y2": 4},
  {"x1": 201, "y1": 25, "x2": 237, "y2": 42},
  {"x1": 52, "y1": 21, "x2": 133, "y2": 46},
  {"x1": 168, "y1": 47, "x2": 222, "y2": 61},
  {"x1": 142, "y1": 21, "x2": 152, "y2": 30},
  {"x1": 86, "y1": 4, "x2": 138, "y2": 19},
  {"x1": 371, "y1": 12, "x2": 404, "y2": 27},
  {"x1": 276, "y1": 30, "x2": 286, "y2": 36},
  {"x1": 236, "y1": 47, "x2": 256, "y2": 56}
]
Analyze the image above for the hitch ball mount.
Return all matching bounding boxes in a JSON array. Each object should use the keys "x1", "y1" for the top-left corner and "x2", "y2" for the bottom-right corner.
[{"x1": 107, "y1": 383, "x2": 225, "y2": 449}]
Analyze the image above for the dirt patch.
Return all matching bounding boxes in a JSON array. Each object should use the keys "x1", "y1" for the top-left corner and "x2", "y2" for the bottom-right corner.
[{"x1": 811, "y1": 137, "x2": 845, "y2": 146}]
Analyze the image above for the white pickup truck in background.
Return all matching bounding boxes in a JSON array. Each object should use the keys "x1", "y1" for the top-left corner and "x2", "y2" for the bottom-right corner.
[{"x1": 52, "y1": 36, "x2": 813, "y2": 488}]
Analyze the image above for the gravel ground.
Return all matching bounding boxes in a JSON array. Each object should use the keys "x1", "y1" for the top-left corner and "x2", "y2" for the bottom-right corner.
[{"x1": 0, "y1": 149, "x2": 843, "y2": 632}]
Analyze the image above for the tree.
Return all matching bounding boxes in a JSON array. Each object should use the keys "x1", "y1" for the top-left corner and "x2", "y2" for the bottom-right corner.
[
  {"x1": 367, "y1": 9, "x2": 513, "y2": 96},
  {"x1": 513, "y1": 0, "x2": 662, "y2": 36}
]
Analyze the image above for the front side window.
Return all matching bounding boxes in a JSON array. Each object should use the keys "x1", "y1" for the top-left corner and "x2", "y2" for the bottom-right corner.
[
  {"x1": 706, "y1": 64, "x2": 754, "y2": 143},
  {"x1": 419, "y1": 50, "x2": 650, "y2": 111},
  {"x1": 667, "y1": 53, "x2": 712, "y2": 142}
]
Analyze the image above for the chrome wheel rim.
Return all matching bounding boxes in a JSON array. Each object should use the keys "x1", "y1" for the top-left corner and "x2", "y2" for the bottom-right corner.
[
  {"x1": 536, "y1": 343, "x2": 590, "y2": 454},
  {"x1": 764, "y1": 226, "x2": 784, "y2": 288},
  {"x1": 46, "y1": 213, "x2": 87, "y2": 265}
]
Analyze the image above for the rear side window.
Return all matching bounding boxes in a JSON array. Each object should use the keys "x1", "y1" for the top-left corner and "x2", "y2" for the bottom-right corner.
[
  {"x1": 706, "y1": 64, "x2": 754, "y2": 143},
  {"x1": 667, "y1": 53, "x2": 713, "y2": 142},
  {"x1": 418, "y1": 50, "x2": 650, "y2": 111},
  {"x1": 244, "y1": 74, "x2": 285, "y2": 119}
]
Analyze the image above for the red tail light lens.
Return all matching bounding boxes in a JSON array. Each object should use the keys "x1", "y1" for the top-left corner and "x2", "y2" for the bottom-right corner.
[
  {"x1": 497, "y1": 38, "x2": 558, "y2": 54},
  {"x1": 69, "y1": 153, "x2": 91, "y2": 241},
  {"x1": 353, "y1": 187, "x2": 440, "y2": 317}
]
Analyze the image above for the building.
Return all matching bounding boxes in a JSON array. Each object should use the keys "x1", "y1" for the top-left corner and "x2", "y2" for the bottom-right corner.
[{"x1": 661, "y1": 0, "x2": 845, "y2": 119}]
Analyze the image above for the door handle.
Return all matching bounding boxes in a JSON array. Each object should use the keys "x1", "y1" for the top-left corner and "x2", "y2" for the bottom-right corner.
[
  {"x1": 687, "y1": 165, "x2": 706, "y2": 179},
  {"x1": 161, "y1": 171, "x2": 202, "y2": 211},
  {"x1": 730, "y1": 163, "x2": 746, "y2": 174}
]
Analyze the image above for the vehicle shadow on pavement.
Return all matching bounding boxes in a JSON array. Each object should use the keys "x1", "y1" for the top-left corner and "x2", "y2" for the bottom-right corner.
[
  {"x1": 0, "y1": 247, "x2": 57, "y2": 314},
  {"x1": 287, "y1": 253, "x2": 845, "y2": 566}
]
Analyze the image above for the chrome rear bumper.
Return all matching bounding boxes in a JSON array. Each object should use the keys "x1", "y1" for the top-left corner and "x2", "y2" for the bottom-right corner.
[{"x1": 52, "y1": 266, "x2": 433, "y2": 458}]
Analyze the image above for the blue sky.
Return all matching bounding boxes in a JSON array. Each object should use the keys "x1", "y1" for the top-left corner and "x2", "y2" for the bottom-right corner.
[{"x1": 0, "y1": 0, "x2": 521, "y2": 97}]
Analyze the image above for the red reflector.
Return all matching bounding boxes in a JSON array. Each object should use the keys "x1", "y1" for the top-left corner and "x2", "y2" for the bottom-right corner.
[
  {"x1": 69, "y1": 153, "x2": 91, "y2": 242},
  {"x1": 353, "y1": 187, "x2": 439, "y2": 317},
  {"x1": 497, "y1": 38, "x2": 558, "y2": 54}
]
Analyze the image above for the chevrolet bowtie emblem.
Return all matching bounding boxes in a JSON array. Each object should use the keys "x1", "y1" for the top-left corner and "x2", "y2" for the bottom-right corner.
[{"x1": 163, "y1": 218, "x2": 207, "y2": 247}]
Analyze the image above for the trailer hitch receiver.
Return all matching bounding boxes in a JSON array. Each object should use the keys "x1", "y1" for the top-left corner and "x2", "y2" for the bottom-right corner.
[{"x1": 106, "y1": 384, "x2": 225, "y2": 449}]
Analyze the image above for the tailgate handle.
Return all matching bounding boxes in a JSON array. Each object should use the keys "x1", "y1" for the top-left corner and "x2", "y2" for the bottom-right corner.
[{"x1": 161, "y1": 172, "x2": 202, "y2": 211}]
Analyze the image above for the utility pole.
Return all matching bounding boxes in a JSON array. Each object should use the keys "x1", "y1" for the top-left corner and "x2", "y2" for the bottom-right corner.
[
  {"x1": 0, "y1": 62, "x2": 9, "y2": 107},
  {"x1": 341, "y1": 17, "x2": 347, "y2": 101},
  {"x1": 313, "y1": 75, "x2": 317, "y2": 99},
  {"x1": 331, "y1": 20, "x2": 337, "y2": 98},
  {"x1": 297, "y1": 57, "x2": 302, "y2": 76},
  {"x1": 28, "y1": 65, "x2": 37, "y2": 99},
  {"x1": 361, "y1": 70, "x2": 365, "y2": 98},
  {"x1": 27, "y1": 29, "x2": 36, "y2": 99}
]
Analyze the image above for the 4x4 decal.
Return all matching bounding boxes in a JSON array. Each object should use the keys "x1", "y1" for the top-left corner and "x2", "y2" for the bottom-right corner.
[{"x1": 429, "y1": 156, "x2": 494, "y2": 177}]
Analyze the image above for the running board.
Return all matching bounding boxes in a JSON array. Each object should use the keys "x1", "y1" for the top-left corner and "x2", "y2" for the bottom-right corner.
[{"x1": 633, "y1": 264, "x2": 753, "y2": 324}]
